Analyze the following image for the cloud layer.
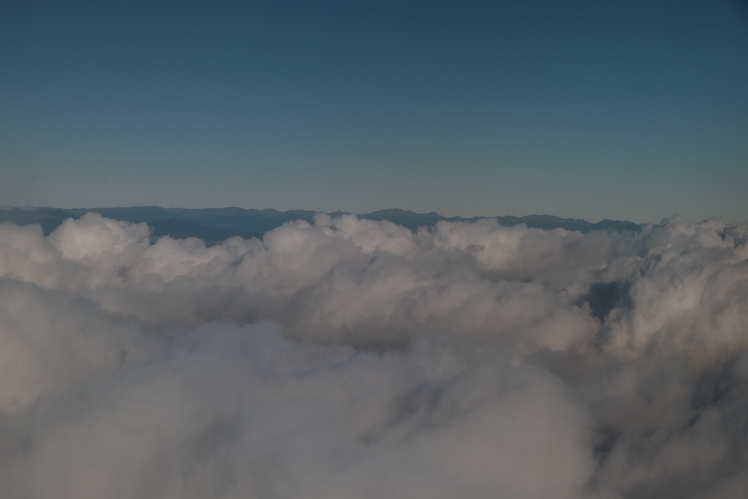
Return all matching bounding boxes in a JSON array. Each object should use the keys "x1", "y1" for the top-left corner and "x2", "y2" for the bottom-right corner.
[{"x1": 1, "y1": 213, "x2": 747, "y2": 498}]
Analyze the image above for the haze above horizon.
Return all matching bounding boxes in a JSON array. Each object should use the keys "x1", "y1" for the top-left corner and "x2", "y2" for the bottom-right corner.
[{"x1": 2, "y1": 0, "x2": 747, "y2": 224}]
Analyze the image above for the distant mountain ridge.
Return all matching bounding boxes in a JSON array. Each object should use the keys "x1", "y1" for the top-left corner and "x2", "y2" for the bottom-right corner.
[{"x1": 0, "y1": 206, "x2": 643, "y2": 244}]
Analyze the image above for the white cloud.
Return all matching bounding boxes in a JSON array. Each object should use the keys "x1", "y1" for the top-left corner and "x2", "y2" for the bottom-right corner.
[{"x1": 0, "y1": 213, "x2": 747, "y2": 498}]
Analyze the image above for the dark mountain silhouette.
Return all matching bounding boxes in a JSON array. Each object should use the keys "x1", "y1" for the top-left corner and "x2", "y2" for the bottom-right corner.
[
  {"x1": 66, "y1": 206, "x2": 174, "y2": 222},
  {"x1": 1, "y1": 206, "x2": 644, "y2": 242},
  {"x1": 146, "y1": 218, "x2": 239, "y2": 245},
  {"x1": 358, "y1": 209, "x2": 454, "y2": 231},
  {"x1": 0, "y1": 207, "x2": 74, "y2": 234}
]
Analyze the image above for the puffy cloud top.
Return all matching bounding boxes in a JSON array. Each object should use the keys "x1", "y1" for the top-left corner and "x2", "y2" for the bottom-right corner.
[{"x1": 0, "y1": 214, "x2": 747, "y2": 498}]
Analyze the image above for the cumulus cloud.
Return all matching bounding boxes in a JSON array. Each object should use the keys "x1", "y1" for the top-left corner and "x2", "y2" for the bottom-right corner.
[{"x1": 0, "y1": 212, "x2": 747, "y2": 498}]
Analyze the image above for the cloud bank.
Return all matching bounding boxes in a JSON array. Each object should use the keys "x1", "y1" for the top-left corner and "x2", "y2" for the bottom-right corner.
[{"x1": 0, "y1": 212, "x2": 747, "y2": 498}]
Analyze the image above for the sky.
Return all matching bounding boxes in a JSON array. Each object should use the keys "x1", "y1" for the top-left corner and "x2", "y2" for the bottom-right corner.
[{"x1": 1, "y1": 0, "x2": 747, "y2": 223}]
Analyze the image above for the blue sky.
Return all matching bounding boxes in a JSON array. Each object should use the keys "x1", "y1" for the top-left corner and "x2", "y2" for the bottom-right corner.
[{"x1": 1, "y1": 0, "x2": 747, "y2": 223}]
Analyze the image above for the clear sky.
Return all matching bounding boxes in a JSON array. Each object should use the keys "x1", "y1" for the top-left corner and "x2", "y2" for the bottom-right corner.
[{"x1": 1, "y1": 0, "x2": 747, "y2": 223}]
